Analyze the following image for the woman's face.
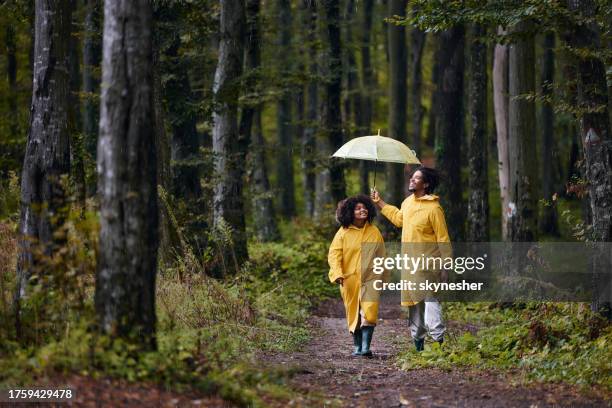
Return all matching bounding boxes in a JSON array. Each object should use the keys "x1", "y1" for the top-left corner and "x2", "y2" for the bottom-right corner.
[{"x1": 354, "y1": 202, "x2": 369, "y2": 221}]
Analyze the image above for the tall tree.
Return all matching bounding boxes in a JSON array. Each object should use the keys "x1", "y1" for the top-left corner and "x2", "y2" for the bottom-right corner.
[
  {"x1": 507, "y1": 20, "x2": 538, "y2": 242},
  {"x1": 386, "y1": 0, "x2": 407, "y2": 207},
  {"x1": 493, "y1": 27, "x2": 510, "y2": 240},
  {"x1": 323, "y1": 0, "x2": 346, "y2": 205},
  {"x1": 408, "y1": 7, "x2": 426, "y2": 157},
  {"x1": 96, "y1": 0, "x2": 158, "y2": 348},
  {"x1": 211, "y1": 0, "x2": 248, "y2": 275},
  {"x1": 244, "y1": 0, "x2": 280, "y2": 241},
  {"x1": 538, "y1": 32, "x2": 559, "y2": 236},
  {"x1": 425, "y1": 38, "x2": 440, "y2": 149},
  {"x1": 565, "y1": 0, "x2": 611, "y2": 317},
  {"x1": 301, "y1": 0, "x2": 318, "y2": 216},
  {"x1": 5, "y1": 25, "x2": 18, "y2": 143},
  {"x1": 435, "y1": 25, "x2": 465, "y2": 242},
  {"x1": 163, "y1": 20, "x2": 202, "y2": 202},
  {"x1": 69, "y1": 0, "x2": 86, "y2": 204},
  {"x1": 16, "y1": 0, "x2": 72, "y2": 304},
  {"x1": 152, "y1": 49, "x2": 172, "y2": 266},
  {"x1": 276, "y1": 0, "x2": 296, "y2": 218},
  {"x1": 358, "y1": 0, "x2": 375, "y2": 194},
  {"x1": 342, "y1": 0, "x2": 362, "y2": 148},
  {"x1": 81, "y1": 0, "x2": 101, "y2": 171},
  {"x1": 466, "y1": 24, "x2": 489, "y2": 242}
]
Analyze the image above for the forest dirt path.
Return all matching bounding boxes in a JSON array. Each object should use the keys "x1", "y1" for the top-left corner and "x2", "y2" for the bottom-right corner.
[{"x1": 261, "y1": 298, "x2": 611, "y2": 408}]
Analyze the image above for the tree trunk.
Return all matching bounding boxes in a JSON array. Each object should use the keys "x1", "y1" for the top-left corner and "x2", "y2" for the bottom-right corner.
[
  {"x1": 69, "y1": 0, "x2": 86, "y2": 205},
  {"x1": 245, "y1": 0, "x2": 280, "y2": 241},
  {"x1": 467, "y1": 24, "x2": 489, "y2": 242},
  {"x1": 251, "y1": 110, "x2": 281, "y2": 241},
  {"x1": 435, "y1": 25, "x2": 465, "y2": 242},
  {"x1": 425, "y1": 36, "x2": 440, "y2": 150},
  {"x1": 276, "y1": 0, "x2": 296, "y2": 218},
  {"x1": 539, "y1": 32, "x2": 560, "y2": 236},
  {"x1": 493, "y1": 27, "x2": 510, "y2": 240},
  {"x1": 565, "y1": 0, "x2": 612, "y2": 317},
  {"x1": 507, "y1": 20, "x2": 538, "y2": 243},
  {"x1": 408, "y1": 7, "x2": 425, "y2": 157},
  {"x1": 358, "y1": 0, "x2": 374, "y2": 194},
  {"x1": 324, "y1": 0, "x2": 346, "y2": 205},
  {"x1": 386, "y1": 0, "x2": 407, "y2": 208},
  {"x1": 81, "y1": 0, "x2": 101, "y2": 179},
  {"x1": 164, "y1": 32, "x2": 202, "y2": 202},
  {"x1": 302, "y1": 0, "x2": 317, "y2": 217},
  {"x1": 152, "y1": 50, "x2": 172, "y2": 267},
  {"x1": 16, "y1": 0, "x2": 72, "y2": 305},
  {"x1": 211, "y1": 0, "x2": 248, "y2": 276},
  {"x1": 344, "y1": 0, "x2": 362, "y2": 150},
  {"x1": 5, "y1": 25, "x2": 18, "y2": 143},
  {"x1": 96, "y1": 0, "x2": 158, "y2": 349}
]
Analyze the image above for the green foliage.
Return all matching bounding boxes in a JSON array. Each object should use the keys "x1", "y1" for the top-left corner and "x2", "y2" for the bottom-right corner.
[
  {"x1": 398, "y1": 302, "x2": 612, "y2": 390},
  {"x1": 0, "y1": 210, "x2": 335, "y2": 405},
  {"x1": 0, "y1": 171, "x2": 20, "y2": 220}
]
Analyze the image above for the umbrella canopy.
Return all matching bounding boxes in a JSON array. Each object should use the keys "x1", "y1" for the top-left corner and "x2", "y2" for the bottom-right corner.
[
  {"x1": 331, "y1": 130, "x2": 421, "y2": 189},
  {"x1": 332, "y1": 134, "x2": 420, "y2": 165}
]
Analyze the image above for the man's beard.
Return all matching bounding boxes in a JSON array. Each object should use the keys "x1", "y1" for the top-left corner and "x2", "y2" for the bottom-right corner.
[{"x1": 408, "y1": 187, "x2": 416, "y2": 192}]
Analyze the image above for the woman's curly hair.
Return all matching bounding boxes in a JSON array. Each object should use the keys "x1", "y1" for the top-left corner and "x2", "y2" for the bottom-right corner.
[{"x1": 335, "y1": 195, "x2": 377, "y2": 228}]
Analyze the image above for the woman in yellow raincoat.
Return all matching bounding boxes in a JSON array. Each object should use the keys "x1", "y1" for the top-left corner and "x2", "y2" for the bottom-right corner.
[{"x1": 328, "y1": 195, "x2": 386, "y2": 357}]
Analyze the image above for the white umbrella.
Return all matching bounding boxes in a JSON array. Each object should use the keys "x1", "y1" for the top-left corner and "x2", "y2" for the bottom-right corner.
[{"x1": 332, "y1": 129, "x2": 420, "y2": 187}]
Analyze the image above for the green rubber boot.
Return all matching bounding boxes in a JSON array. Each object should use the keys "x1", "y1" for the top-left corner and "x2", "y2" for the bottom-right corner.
[
  {"x1": 414, "y1": 338, "x2": 425, "y2": 352},
  {"x1": 360, "y1": 326, "x2": 374, "y2": 357},
  {"x1": 351, "y1": 329, "x2": 363, "y2": 356}
]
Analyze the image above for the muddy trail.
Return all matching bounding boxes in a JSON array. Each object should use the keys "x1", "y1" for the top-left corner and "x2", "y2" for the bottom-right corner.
[{"x1": 261, "y1": 297, "x2": 611, "y2": 408}]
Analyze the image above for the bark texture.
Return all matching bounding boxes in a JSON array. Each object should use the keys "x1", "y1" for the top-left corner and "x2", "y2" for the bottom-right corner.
[
  {"x1": 82, "y1": 0, "x2": 101, "y2": 165},
  {"x1": 507, "y1": 20, "x2": 538, "y2": 242},
  {"x1": 435, "y1": 26, "x2": 465, "y2": 242},
  {"x1": 324, "y1": 0, "x2": 346, "y2": 206},
  {"x1": 538, "y1": 32, "x2": 560, "y2": 236},
  {"x1": 408, "y1": 8, "x2": 425, "y2": 157},
  {"x1": 17, "y1": 0, "x2": 72, "y2": 302},
  {"x1": 211, "y1": 0, "x2": 248, "y2": 275},
  {"x1": 69, "y1": 0, "x2": 86, "y2": 205},
  {"x1": 467, "y1": 24, "x2": 489, "y2": 242},
  {"x1": 276, "y1": 0, "x2": 296, "y2": 218},
  {"x1": 566, "y1": 0, "x2": 612, "y2": 317},
  {"x1": 386, "y1": 0, "x2": 407, "y2": 207},
  {"x1": 301, "y1": 0, "x2": 317, "y2": 216},
  {"x1": 358, "y1": 0, "x2": 374, "y2": 194},
  {"x1": 96, "y1": 0, "x2": 158, "y2": 348},
  {"x1": 245, "y1": 0, "x2": 280, "y2": 241},
  {"x1": 493, "y1": 27, "x2": 510, "y2": 240}
]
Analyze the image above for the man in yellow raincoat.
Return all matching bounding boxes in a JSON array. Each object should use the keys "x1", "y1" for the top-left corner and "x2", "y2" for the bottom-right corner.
[
  {"x1": 371, "y1": 166, "x2": 451, "y2": 351},
  {"x1": 328, "y1": 195, "x2": 386, "y2": 357}
]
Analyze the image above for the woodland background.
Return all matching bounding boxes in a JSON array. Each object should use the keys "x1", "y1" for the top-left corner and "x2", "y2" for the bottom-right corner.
[{"x1": 0, "y1": 0, "x2": 610, "y2": 405}]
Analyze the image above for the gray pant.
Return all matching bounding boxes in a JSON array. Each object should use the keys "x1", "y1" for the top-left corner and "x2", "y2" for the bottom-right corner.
[{"x1": 408, "y1": 298, "x2": 445, "y2": 341}]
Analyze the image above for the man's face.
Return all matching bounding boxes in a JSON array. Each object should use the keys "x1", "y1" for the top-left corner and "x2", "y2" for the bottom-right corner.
[
  {"x1": 354, "y1": 202, "x2": 369, "y2": 221},
  {"x1": 408, "y1": 170, "x2": 428, "y2": 193}
]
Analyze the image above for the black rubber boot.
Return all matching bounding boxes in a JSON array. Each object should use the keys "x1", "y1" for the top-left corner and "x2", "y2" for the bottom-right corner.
[
  {"x1": 351, "y1": 329, "x2": 363, "y2": 356},
  {"x1": 414, "y1": 338, "x2": 424, "y2": 352},
  {"x1": 360, "y1": 326, "x2": 374, "y2": 357}
]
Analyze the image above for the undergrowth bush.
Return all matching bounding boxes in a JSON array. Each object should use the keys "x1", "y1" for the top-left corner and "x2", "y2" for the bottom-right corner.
[
  {"x1": 398, "y1": 302, "x2": 612, "y2": 390},
  {"x1": 0, "y1": 211, "x2": 335, "y2": 407}
]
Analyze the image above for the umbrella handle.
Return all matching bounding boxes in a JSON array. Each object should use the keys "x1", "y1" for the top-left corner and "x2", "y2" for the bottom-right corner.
[{"x1": 373, "y1": 160, "x2": 377, "y2": 189}]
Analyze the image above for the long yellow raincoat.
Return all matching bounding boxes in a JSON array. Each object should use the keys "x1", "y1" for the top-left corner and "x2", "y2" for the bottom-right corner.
[
  {"x1": 328, "y1": 222, "x2": 386, "y2": 333},
  {"x1": 380, "y1": 194, "x2": 451, "y2": 306}
]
